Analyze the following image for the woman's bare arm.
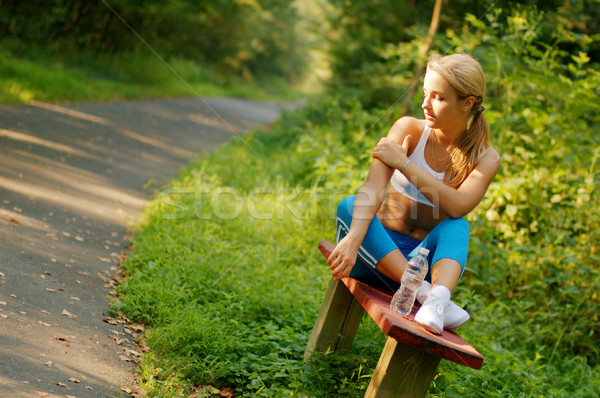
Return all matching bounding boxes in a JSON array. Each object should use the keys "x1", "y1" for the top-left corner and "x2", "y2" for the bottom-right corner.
[
  {"x1": 373, "y1": 134, "x2": 500, "y2": 219},
  {"x1": 402, "y1": 149, "x2": 499, "y2": 218},
  {"x1": 327, "y1": 158, "x2": 393, "y2": 279},
  {"x1": 327, "y1": 118, "x2": 419, "y2": 279}
]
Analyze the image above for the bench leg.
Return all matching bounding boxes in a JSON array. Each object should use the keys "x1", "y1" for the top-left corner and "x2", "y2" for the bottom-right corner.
[
  {"x1": 304, "y1": 279, "x2": 365, "y2": 359},
  {"x1": 365, "y1": 336, "x2": 441, "y2": 398}
]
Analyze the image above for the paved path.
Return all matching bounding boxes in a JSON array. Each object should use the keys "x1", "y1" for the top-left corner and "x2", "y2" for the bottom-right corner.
[{"x1": 0, "y1": 97, "x2": 294, "y2": 397}]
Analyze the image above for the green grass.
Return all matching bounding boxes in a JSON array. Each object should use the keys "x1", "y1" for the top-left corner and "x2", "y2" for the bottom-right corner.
[{"x1": 0, "y1": 45, "x2": 312, "y2": 104}]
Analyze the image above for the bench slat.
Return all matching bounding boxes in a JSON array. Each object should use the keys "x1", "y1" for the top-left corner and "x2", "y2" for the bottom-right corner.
[{"x1": 319, "y1": 240, "x2": 484, "y2": 370}]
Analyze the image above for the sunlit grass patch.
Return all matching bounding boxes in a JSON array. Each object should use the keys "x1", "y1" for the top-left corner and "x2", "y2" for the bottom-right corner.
[{"x1": 0, "y1": 47, "x2": 312, "y2": 104}]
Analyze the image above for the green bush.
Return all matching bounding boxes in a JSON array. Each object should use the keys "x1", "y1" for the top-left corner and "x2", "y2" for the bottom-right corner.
[
  {"x1": 0, "y1": 0, "x2": 310, "y2": 82},
  {"x1": 325, "y1": 0, "x2": 600, "y2": 109}
]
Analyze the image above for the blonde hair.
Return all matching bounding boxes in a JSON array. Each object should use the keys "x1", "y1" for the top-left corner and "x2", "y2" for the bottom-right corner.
[{"x1": 427, "y1": 53, "x2": 489, "y2": 187}]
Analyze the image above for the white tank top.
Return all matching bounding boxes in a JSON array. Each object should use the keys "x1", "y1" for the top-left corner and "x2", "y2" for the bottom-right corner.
[{"x1": 389, "y1": 125, "x2": 445, "y2": 207}]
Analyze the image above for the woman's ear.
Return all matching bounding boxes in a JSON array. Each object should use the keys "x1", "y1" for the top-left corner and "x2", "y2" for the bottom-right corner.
[{"x1": 463, "y1": 96, "x2": 476, "y2": 112}]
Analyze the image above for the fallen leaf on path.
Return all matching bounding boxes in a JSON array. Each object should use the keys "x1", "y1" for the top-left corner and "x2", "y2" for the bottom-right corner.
[
  {"x1": 138, "y1": 338, "x2": 151, "y2": 353},
  {"x1": 109, "y1": 335, "x2": 125, "y2": 345},
  {"x1": 124, "y1": 348, "x2": 141, "y2": 357},
  {"x1": 46, "y1": 288, "x2": 56, "y2": 293},
  {"x1": 0, "y1": 301, "x2": 6, "y2": 306},
  {"x1": 62, "y1": 309, "x2": 79, "y2": 321},
  {"x1": 36, "y1": 392, "x2": 49, "y2": 397},
  {"x1": 123, "y1": 327, "x2": 139, "y2": 337},
  {"x1": 0, "y1": 314, "x2": 7, "y2": 319},
  {"x1": 38, "y1": 321, "x2": 55, "y2": 327},
  {"x1": 44, "y1": 361, "x2": 53, "y2": 367},
  {"x1": 53, "y1": 335, "x2": 67, "y2": 341},
  {"x1": 130, "y1": 385, "x2": 147, "y2": 397},
  {"x1": 129, "y1": 325, "x2": 144, "y2": 333},
  {"x1": 9, "y1": 218, "x2": 18, "y2": 223},
  {"x1": 68, "y1": 378, "x2": 80, "y2": 383},
  {"x1": 98, "y1": 273, "x2": 112, "y2": 283},
  {"x1": 75, "y1": 235, "x2": 85, "y2": 241}
]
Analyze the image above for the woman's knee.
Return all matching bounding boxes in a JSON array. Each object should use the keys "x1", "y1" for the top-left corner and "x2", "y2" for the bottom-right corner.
[
  {"x1": 437, "y1": 217, "x2": 469, "y2": 236},
  {"x1": 337, "y1": 195, "x2": 356, "y2": 220}
]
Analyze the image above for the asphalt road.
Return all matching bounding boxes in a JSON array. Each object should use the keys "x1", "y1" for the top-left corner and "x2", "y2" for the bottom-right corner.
[{"x1": 0, "y1": 97, "x2": 295, "y2": 397}]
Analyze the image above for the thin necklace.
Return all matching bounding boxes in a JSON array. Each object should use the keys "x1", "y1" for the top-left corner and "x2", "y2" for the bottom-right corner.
[{"x1": 430, "y1": 129, "x2": 451, "y2": 175}]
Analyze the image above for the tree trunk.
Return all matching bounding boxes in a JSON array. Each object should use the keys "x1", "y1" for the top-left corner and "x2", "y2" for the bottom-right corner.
[{"x1": 401, "y1": 0, "x2": 443, "y2": 116}]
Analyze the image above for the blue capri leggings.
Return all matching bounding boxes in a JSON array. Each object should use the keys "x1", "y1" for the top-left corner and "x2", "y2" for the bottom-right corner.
[{"x1": 336, "y1": 195, "x2": 469, "y2": 292}]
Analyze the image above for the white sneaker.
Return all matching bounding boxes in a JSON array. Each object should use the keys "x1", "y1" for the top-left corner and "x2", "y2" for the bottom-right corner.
[
  {"x1": 444, "y1": 302, "x2": 470, "y2": 330},
  {"x1": 417, "y1": 281, "x2": 470, "y2": 330},
  {"x1": 414, "y1": 289, "x2": 447, "y2": 335}
]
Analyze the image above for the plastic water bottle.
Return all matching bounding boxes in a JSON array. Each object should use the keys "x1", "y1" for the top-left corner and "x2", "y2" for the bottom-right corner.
[{"x1": 390, "y1": 247, "x2": 430, "y2": 315}]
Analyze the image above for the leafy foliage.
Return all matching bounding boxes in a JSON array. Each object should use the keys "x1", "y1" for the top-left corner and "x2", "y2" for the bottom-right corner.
[
  {"x1": 325, "y1": 0, "x2": 600, "y2": 108},
  {"x1": 0, "y1": 0, "x2": 310, "y2": 81}
]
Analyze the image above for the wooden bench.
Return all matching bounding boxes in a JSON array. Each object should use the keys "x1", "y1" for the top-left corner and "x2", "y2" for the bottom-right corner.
[{"x1": 305, "y1": 241, "x2": 483, "y2": 398}]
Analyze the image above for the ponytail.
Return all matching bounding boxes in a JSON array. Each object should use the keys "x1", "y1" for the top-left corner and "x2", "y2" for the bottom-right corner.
[{"x1": 446, "y1": 109, "x2": 489, "y2": 187}]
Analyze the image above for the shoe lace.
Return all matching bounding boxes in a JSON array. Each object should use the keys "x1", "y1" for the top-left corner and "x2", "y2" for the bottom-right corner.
[{"x1": 428, "y1": 298, "x2": 445, "y2": 317}]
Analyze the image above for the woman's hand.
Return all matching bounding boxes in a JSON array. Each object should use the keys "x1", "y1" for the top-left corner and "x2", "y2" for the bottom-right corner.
[
  {"x1": 372, "y1": 135, "x2": 410, "y2": 170},
  {"x1": 327, "y1": 234, "x2": 361, "y2": 280}
]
